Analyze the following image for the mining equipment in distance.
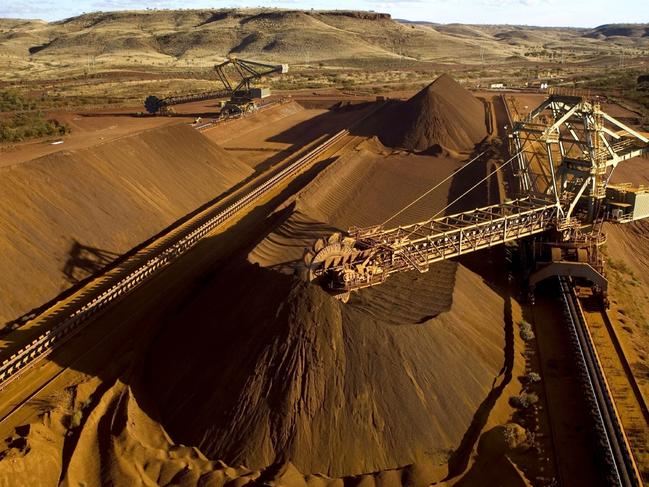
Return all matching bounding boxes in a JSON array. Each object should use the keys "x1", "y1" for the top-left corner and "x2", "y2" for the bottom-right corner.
[{"x1": 144, "y1": 57, "x2": 288, "y2": 116}]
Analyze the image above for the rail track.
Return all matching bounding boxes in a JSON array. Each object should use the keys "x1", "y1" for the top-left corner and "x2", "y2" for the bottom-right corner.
[
  {"x1": 559, "y1": 276, "x2": 642, "y2": 486},
  {"x1": 580, "y1": 294, "x2": 649, "y2": 484},
  {"x1": 0, "y1": 121, "x2": 367, "y2": 392},
  {"x1": 501, "y1": 92, "x2": 645, "y2": 485}
]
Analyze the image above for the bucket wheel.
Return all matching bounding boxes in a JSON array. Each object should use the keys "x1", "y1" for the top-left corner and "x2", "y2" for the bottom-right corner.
[{"x1": 303, "y1": 232, "x2": 355, "y2": 301}]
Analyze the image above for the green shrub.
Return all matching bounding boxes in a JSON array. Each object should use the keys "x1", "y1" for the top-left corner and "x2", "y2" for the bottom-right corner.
[
  {"x1": 519, "y1": 321, "x2": 535, "y2": 341},
  {"x1": 608, "y1": 258, "x2": 632, "y2": 275},
  {"x1": 0, "y1": 112, "x2": 70, "y2": 143},
  {"x1": 510, "y1": 392, "x2": 539, "y2": 409},
  {"x1": 0, "y1": 89, "x2": 36, "y2": 111},
  {"x1": 69, "y1": 409, "x2": 83, "y2": 429},
  {"x1": 523, "y1": 372, "x2": 541, "y2": 383}
]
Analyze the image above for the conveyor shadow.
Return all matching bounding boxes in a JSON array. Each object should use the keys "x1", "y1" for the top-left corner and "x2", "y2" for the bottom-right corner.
[
  {"x1": 210, "y1": 102, "x2": 384, "y2": 193},
  {"x1": 0, "y1": 129, "x2": 337, "y2": 337},
  {"x1": 62, "y1": 240, "x2": 120, "y2": 284},
  {"x1": 266, "y1": 101, "x2": 379, "y2": 144}
]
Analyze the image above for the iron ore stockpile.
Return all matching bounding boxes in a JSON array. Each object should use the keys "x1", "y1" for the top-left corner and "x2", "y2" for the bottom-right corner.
[
  {"x1": 134, "y1": 76, "x2": 518, "y2": 483},
  {"x1": 0, "y1": 76, "x2": 532, "y2": 486},
  {"x1": 0, "y1": 125, "x2": 252, "y2": 325},
  {"x1": 379, "y1": 74, "x2": 488, "y2": 153}
]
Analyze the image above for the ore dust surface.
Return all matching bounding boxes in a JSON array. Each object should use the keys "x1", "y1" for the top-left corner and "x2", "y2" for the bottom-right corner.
[
  {"x1": 0, "y1": 76, "x2": 536, "y2": 487},
  {"x1": 0, "y1": 124, "x2": 253, "y2": 326}
]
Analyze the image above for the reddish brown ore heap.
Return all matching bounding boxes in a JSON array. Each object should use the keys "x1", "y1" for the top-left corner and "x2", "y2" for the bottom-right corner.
[
  {"x1": 139, "y1": 104, "x2": 499, "y2": 476},
  {"x1": 144, "y1": 241, "x2": 505, "y2": 477},
  {"x1": 0, "y1": 124, "x2": 252, "y2": 324},
  {"x1": 382, "y1": 74, "x2": 487, "y2": 153}
]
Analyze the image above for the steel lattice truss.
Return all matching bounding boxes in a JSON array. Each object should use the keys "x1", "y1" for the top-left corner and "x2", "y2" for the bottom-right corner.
[
  {"x1": 311, "y1": 197, "x2": 558, "y2": 292},
  {"x1": 214, "y1": 58, "x2": 287, "y2": 96},
  {"x1": 309, "y1": 93, "x2": 649, "y2": 296},
  {"x1": 510, "y1": 93, "x2": 649, "y2": 221}
]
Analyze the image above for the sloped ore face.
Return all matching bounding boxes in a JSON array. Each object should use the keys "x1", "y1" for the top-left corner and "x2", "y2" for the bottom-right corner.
[
  {"x1": 380, "y1": 73, "x2": 487, "y2": 153},
  {"x1": 137, "y1": 74, "x2": 500, "y2": 477},
  {"x1": 0, "y1": 124, "x2": 252, "y2": 324},
  {"x1": 143, "y1": 259, "x2": 506, "y2": 477}
]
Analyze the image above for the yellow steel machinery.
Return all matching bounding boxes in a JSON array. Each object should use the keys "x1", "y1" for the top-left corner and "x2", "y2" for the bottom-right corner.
[
  {"x1": 306, "y1": 91, "x2": 649, "y2": 303},
  {"x1": 144, "y1": 57, "x2": 288, "y2": 116},
  {"x1": 214, "y1": 57, "x2": 288, "y2": 116}
]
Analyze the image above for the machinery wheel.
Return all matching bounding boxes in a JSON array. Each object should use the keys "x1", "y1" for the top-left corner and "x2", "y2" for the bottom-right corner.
[
  {"x1": 221, "y1": 105, "x2": 242, "y2": 118},
  {"x1": 304, "y1": 233, "x2": 354, "y2": 282}
]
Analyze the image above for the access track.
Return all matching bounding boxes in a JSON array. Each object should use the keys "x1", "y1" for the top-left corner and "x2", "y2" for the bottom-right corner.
[{"x1": 559, "y1": 277, "x2": 642, "y2": 486}]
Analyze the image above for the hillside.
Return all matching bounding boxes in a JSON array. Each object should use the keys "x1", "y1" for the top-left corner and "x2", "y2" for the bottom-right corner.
[
  {"x1": 1, "y1": 10, "x2": 648, "y2": 79},
  {"x1": 585, "y1": 23, "x2": 649, "y2": 39},
  {"x1": 0, "y1": 10, "x2": 474, "y2": 66}
]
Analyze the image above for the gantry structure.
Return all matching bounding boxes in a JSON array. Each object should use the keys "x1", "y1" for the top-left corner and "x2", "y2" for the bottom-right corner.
[
  {"x1": 511, "y1": 90, "x2": 648, "y2": 222},
  {"x1": 214, "y1": 57, "x2": 288, "y2": 115},
  {"x1": 144, "y1": 57, "x2": 288, "y2": 115},
  {"x1": 306, "y1": 90, "x2": 649, "y2": 301}
]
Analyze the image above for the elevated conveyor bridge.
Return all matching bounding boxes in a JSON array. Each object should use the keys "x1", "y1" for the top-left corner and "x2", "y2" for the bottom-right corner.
[
  {"x1": 307, "y1": 91, "x2": 649, "y2": 301},
  {"x1": 307, "y1": 197, "x2": 559, "y2": 296}
]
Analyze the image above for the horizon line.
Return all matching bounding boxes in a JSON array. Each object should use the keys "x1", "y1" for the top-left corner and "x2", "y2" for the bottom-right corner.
[{"x1": 1, "y1": 7, "x2": 645, "y2": 29}]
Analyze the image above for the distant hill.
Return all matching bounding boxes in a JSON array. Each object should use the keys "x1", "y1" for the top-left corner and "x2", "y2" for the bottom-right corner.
[
  {"x1": 0, "y1": 9, "x2": 647, "y2": 73},
  {"x1": 584, "y1": 23, "x2": 649, "y2": 39},
  {"x1": 0, "y1": 10, "x2": 458, "y2": 64}
]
